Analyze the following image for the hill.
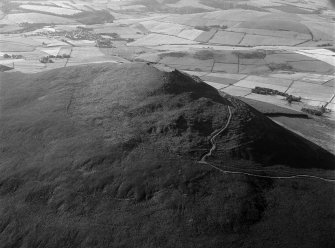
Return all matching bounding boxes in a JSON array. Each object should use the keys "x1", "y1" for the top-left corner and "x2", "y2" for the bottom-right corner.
[
  {"x1": 0, "y1": 63, "x2": 334, "y2": 248},
  {"x1": 0, "y1": 64, "x2": 13, "y2": 72}
]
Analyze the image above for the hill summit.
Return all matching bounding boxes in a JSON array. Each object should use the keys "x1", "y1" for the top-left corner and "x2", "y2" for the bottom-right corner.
[
  {"x1": 1, "y1": 63, "x2": 332, "y2": 170},
  {"x1": 0, "y1": 63, "x2": 334, "y2": 248}
]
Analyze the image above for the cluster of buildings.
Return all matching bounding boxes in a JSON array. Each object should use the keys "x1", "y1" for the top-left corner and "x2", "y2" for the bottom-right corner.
[{"x1": 48, "y1": 27, "x2": 115, "y2": 48}]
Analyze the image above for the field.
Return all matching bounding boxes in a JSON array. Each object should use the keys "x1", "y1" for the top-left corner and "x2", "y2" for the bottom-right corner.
[
  {"x1": 230, "y1": 28, "x2": 311, "y2": 40},
  {"x1": 234, "y1": 79, "x2": 289, "y2": 92},
  {"x1": 4, "y1": 12, "x2": 78, "y2": 24},
  {"x1": 240, "y1": 75, "x2": 293, "y2": 88},
  {"x1": 212, "y1": 63, "x2": 238, "y2": 73},
  {"x1": 178, "y1": 28, "x2": 203, "y2": 40},
  {"x1": 302, "y1": 21, "x2": 334, "y2": 41},
  {"x1": 240, "y1": 34, "x2": 305, "y2": 46},
  {"x1": 140, "y1": 21, "x2": 186, "y2": 36},
  {"x1": 166, "y1": 0, "x2": 214, "y2": 10},
  {"x1": 19, "y1": 5, "x2": 82, "y2": 15},
  {"x1": 92, "y1": 24, "x2": 144, "y2": 39},
  {"x1": 237, "y1": 17, "x2": 310, "y2": 34},
  {"x1": 209, "y1": 31, "x2": 245, "y2": 45},
  {"x1": 201, "y1": 74, "x2": 239, "y2": 85},
  {"x1": 194, "y1": 29, "x2": 216, "y2": 42},
  {"x1": 31, "y1": 36, "x2": 69, "y2": 47},
  {"x1": 0, "y1": 40, "x2": 35, "y2": 52},
  {"x1": 220, "y1": 85, "x2": 251, "y2": 96},
  {"x1": 296, "y1": 49, "x2": 335, "y2": 66},
  {"x1": 58, "y1": 47, "x2": 72, "y2": 56},
  {"x1": 128, "y1": 33, "x2": 198, "y2": 46},
  {"x1": 159, "y1": 55, "x2": 213, "y2": 71},
  {"x1": 286, "y1": 81, "x2": 334, "y2": 102},
  {"x1": 66, "y1": 47, "x2": 119, "y2": 66},
  {"x1": 11, "y1": 59, "x2": 46, "y2": 73}
]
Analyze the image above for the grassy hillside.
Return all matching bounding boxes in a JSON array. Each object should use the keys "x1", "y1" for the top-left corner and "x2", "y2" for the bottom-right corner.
[{"x1": 0, "y1": 63, "x2": 334, "y2": 248}]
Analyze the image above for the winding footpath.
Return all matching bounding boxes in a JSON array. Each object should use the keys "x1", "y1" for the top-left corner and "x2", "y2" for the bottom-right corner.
[
  {"x1": 200, "y1": 105, "x2": 233, "y2": 163},
  {"x1": 198, "y1": 105, "x2": 335, "y2": 184}
]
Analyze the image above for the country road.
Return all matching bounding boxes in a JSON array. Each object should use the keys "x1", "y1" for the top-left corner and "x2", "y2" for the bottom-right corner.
[{"x1": 198, "y1": 104, "x2": 335, "y2": 184}]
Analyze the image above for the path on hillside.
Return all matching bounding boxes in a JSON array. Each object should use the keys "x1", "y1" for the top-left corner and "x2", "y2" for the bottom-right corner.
[
  {"x1": 200, "y1": 105, "x2": 232, "y2": 163},
  {"x1": 198, "y1": 104, "x2": 335, "y2": 183}
]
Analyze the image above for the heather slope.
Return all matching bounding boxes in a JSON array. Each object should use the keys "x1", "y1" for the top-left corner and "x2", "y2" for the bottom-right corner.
[
  {"x1": 1, "y1": 63, "x2": 333, "y2": 171},
  {"x1": 0, "y1": 63, "x2": 334, "y2": 248}
]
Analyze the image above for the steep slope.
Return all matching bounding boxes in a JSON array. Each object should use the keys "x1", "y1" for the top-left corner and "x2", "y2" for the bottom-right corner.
[
  {"x1": 210, "y1": 97, "x2": 335, "y2": 169},
  {"x1": 0, "y1": 65, "x2": 13, "y2": 72},
  {"x1": 0, "y1": 63, "x2": 334, "y2": 248},
  {"x1": 0, "y1": 63, "x2": 231, "y2": 174}
]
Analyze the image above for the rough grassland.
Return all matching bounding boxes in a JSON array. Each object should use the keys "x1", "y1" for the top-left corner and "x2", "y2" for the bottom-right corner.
[{"x1": 0, "y1": 63, "x2": 334, "y2": 248}]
